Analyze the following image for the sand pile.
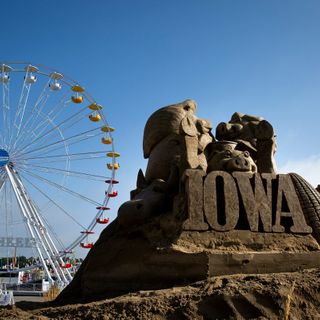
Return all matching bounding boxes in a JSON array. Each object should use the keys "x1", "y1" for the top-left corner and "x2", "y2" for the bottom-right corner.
[{"x1": 1, "y1": 268, "x2": 319, "y2": 320}]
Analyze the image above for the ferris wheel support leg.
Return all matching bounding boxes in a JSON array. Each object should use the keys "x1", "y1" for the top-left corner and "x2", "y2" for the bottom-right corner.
[
  {"x1": 4, "y1": 165, "x2": 54, "y2": 284},
  {"x1": 11, "y1": 169, "x2": 70, "y2": 284},
  {"x1": 15, "y1": 172, "x2": 72, "y2": 284},
  {"x1": 7, "y1": 167, "x2": 63, "y2": 284},
  {"x1": 20, "y1": 197, "x2": 65, "y2": 284},
  {"x1": 14, "y1": 172, "x2": 72, "y2": 283},
  {"x1": 27, "y1": 195, "x2": 72, "y2": 283},
  {"x1": 0, "y1": 176, "x2": 6, "y2": 194},
  {"x1": 27, "y1": 201, "x2": 70, "y2": 284}
]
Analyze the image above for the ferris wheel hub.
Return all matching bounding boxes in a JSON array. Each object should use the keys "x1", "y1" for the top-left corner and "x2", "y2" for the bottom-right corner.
[{"x1": 0, "y1": 149, "x2": 9, "y2": 167}]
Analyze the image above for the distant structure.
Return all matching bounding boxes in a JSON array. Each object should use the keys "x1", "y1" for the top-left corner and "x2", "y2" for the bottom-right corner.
[{"x1": 58, "y1": 100, "x2": 320, "y2": 302}]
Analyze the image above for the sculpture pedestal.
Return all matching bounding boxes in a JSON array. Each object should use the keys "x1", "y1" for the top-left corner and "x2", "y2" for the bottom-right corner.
[
  {"x1": 57, "y1": 222, "x2": 320, "y2": 302},
  {"x1": 152, "y1": 229, "x2": 320, "y2": 277},
  {"x1": 207, "y1": 251, "x2": 320, "y2": 276}
]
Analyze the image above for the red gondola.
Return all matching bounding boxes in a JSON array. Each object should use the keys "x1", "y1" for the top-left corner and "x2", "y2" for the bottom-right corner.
[
  {"x1": 106, "y1": 191, "x2": 118, "y2": 197},
  {"x1": 80, "y1": 242, "x2": 93, "y2": 249},
  {"x1": 105, "y1": 179, "x2": 119, "y2": 184},
  {"x1": 80, "y1": 230, "x2": 94, "y2": 249},
  {"x1": 96, "y1": 206, "x2": 110, "y2": 210},
  {"x1": 96, "y1": 217, "x2": 109, "y2": 224}
]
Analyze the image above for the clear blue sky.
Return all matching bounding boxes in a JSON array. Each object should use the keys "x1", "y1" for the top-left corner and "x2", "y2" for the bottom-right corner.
[{"x1": 1, "y1": 0, "x2": 320, "y2": 248}]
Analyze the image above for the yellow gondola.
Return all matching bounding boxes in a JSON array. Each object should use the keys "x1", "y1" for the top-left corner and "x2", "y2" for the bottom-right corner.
[
  {"x1": 107, "y1": 163, "x2": 119, "y2": 170},
  {"x1": 72, "y1": 96, "x2": 83, "y2": 103},
  {"x1": 106, "y1": 152, "x2": 120, "y2": 158},
  {"x1": 71, "y1": 84, "x2": 85, "y2": 92},
  {"x1": 101, "y1": 126, "x2": 115, "y2": 133},
  {"x1": 89, "y1": 114, "x2": 101, "y2": 122},
  {"x1": 101, "y1": 137, "x2": 112, "y2": 144},
  {"x1": 88, "y1": 103, "x2": 103, "y2": 111}
]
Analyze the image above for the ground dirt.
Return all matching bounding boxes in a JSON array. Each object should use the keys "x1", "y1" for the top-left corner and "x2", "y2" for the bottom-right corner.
[{"x1": 1, "y1": 268, "x2": 319, "y2": 320}]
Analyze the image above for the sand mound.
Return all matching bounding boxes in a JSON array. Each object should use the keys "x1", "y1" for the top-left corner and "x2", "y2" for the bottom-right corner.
[{"x1": 2, "y1": 268, "x2": 319, "y2": 320}]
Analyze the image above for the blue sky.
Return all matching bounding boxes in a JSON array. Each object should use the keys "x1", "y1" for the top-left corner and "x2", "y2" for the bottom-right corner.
[{"x1": 1, "y1": 0, "x2": 320, "y2": 253}]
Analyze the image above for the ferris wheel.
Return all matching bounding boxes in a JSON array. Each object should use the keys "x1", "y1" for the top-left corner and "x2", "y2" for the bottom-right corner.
[{"x1": 0, "y1": 62, "x2": 119, "y2": 285}]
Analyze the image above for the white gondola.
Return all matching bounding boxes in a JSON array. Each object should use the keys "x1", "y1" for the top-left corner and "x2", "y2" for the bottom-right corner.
[
  {"x1": 25, "y1": 74, "x2": 37, "y2": 84},
  {"x1": 0, "y1": 64, "x2": 12, "y2": 84},
  {"x1": 49, "y1": 82, "x2": 62, "y2": 91},
  {"x1": 0, "y1": 75, "x2": 9, "y2": 83},
  {"x1": 49, "y1": 72, "x2": 63, "y2": 91},
  {"x1": 24, "y1": 65, "x2": 38, "y2": 84}
]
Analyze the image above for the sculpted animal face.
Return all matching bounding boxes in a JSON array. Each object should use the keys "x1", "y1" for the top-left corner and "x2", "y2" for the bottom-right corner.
[
  {"x1": 117, "y1": 168, "x2": 178, "y2": 226},
  {"x1": 207, "y1": 149, "x2": 257, "y2": 173},
  {"x1": 216, "y1": 112, "x2": 274, "y2": 148}
]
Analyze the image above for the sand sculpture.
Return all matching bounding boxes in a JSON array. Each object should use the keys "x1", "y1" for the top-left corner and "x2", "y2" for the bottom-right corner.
[{"x1": 58, "y1": 100, "x2": 320, "y2": 302}]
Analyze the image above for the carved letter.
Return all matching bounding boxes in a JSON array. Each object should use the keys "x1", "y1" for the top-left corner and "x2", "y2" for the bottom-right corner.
[
  {"x1": 273, "y1": 174, "x2": 312, "y2": 233},
  {"x1": 182, "y1": 169, "x2": 208, "y2": 230},
  {"x1": 204, "y1": 171, "x2": 239, "y2": 231},
  {"x1": 233, "y1": 172, "x2": 274, "y2": 232}
]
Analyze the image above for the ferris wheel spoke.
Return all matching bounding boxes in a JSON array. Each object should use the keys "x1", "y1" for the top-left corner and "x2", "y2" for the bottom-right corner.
[
  {"x1": 1, "y1": 77, "x2": 10, "y2": 147},
  {"x1": 19, "y1": 155, "x2": 107, "y2": 165},
  {"x1": 19, "y1": 111, "x2": 94, "y2": 156},
  {"x1": 16, "y1": 96, "x2": 72, "y2": 153},
  {"x1": 13, "y1": 104, "x2": 91, "y2": 157},
  {"x1": 48, "y1": 105, "x2": 91, "y2": 133},
  {"x1": 20, "y1": 173, "x2": 87, "y2": 231},
  {"x1": 9, "y1": 69, "x2": 34, "y2": 150},
  {"x1": 12, "y1": 117, "x2": 70, "y2": 166},
  {"x1": 16, "y1": 150, "x2": 110, "y2": 162},
  {"x1": 37, "y1": 131, "x2": 103, "y2": 156},
  {"x1": 12, "y1": 77, "x2": 54, "y2": 150},
  {"x1": 17, "y1": 163, "x2": 111, "y2": 181},
  {"x1": 19, "y1": 168, "x2": 103, "y2": 206},
  {"x1": 14, "y1": 127, "x2": 102, "y2": 160},
  {"x1": 0, "y1": 136, "x2": 4, "y2": 149},
  {"x1": 0, "y1": 173, "x2": 6, "y2": 193},
  {"x1": 26, "y1": 127, "x2": 101, "y2": 157}
]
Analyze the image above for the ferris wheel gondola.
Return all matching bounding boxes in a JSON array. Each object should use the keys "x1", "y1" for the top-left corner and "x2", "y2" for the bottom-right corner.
[{"x1": 0, "y1": 62, "x2": 119, "y2": 287}]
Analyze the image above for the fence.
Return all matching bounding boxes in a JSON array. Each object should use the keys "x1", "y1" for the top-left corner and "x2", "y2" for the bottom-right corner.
[{"x1": 1, "y1": 280, "x2": 49, "y2": 295}]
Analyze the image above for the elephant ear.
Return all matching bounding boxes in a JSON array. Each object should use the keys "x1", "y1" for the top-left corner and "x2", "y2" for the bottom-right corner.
[
  {"x1": 136, "y1": 169, "x2": 148, "y2": 189},
  {"x1": 181, "y1": 115, "x2": 197, "y2": 137}
]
